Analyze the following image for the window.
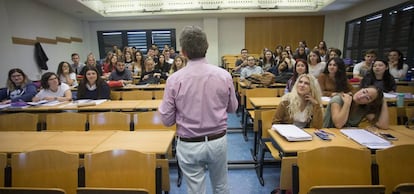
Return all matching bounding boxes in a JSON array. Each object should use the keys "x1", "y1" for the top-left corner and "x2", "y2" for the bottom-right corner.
[
  {"x1": 97, "y1": 29, "x2": 176, "y2": 59},
  {"x1": 344, "y1": 1, "x2": 414, "y2": 66}
]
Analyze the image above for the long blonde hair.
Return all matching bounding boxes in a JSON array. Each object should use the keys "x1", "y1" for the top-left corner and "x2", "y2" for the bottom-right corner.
[{"x1": 282, "y1": 74, "x2": 322, "y2": 119}]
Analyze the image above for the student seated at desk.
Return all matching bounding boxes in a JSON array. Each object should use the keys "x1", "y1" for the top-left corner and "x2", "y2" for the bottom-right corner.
[
  {"x1": 360, "y1": 60, "x2": 396, "y2": 93},
  {"x1": 269, "y1": 60, "x2": 293, "y2": 84},
  {"x1": 0, "y1": 68, "x2": 37, "y2": 104},
  {"x1": 240, "y1": 56, "x2": 263, "y2": 81},
  {"x1": 168, "y1": 55, "x2": 186, "y2": 75},
  {"x1": 318, "y1": 57, "x2": 352, "y2": 97},
  {"x1": 286, "y1": 59, "x2": 309, "y2": 92},
  {"x1": 273, "y1": 74, "x2": 323, "y2": 129},
  {"x1": 108, "y1": 61, "x2": 133, "y2": 85},
  {"x1": 323, "y1": 86, "x2": 389, "y2": 129},
  {"x1": 57, "y1": 61, "x2": 78, "y2": 87},
  {"x1": 77, "y1": 66, "x2": 110, "y2": 100},
  {"x1": 32, "y1": 72, "x2": 72, "y2": 102},
  {"x1": 139, "y1": 57, "x2": 167, "y2": 84}
]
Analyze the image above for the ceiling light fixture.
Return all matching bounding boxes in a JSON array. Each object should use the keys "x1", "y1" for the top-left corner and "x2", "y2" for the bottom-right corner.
[{"x1": 78, "y1": 0, "x2": 328, "y2": 17}]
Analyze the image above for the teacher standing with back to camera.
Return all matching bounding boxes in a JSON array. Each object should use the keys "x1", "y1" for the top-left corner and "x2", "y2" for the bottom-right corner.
[{"x1": 159, "y1": 25, "x2": 238, "y2": 194}]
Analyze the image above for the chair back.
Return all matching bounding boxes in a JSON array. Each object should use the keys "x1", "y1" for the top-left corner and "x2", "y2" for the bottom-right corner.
[
  {"x1": 0, "y1": 113, "x2": 38, "y2": 131},
  {"x1": 308, "y1": 185, "x2": 385, "y2": 194},
  {"x1": 0, "y1": 187, "x2": 66, "y2": 194},
  {"x1": 297, "y1": 146, "x2": 372, "y2": 194},
  {"x1": 245, "y1": 88, "x2": 278, "y2": 110},
  {"x1": 121, "y1": 91, "x2": 153, "y2": 100},
  {"x1": 46, "y1": 112, "x2": 87, "y2": 131},
  {"x1": 133, "y1": 111, "x2": 175, "y2": 130},
  {"x1": 376, "y1": 144, "x2": 414, "y2": 194},
  {"x1": 110, "y1": 91, "x2": 122, "y2": 100},
  {"x1": 77, "y1": 188, "x2": 148, "y2": 194},
  {"x1": 153, "y1": 90, "x2": 164, "y2": 100},
  {"x1": 0, "y1": 153, "x2": 6, "y2": 187},
  {"x1": 11, "y1": 150, "x2": 78, "y2": 194},
  {"x1": 388, "y1": 106, "x2": 398, "y2": 125},
  {"x1": 83, "y1": 150, "x2": 157, "y2": 194},
  {"x1": 88, "y1": 112, "x2": 131, "y2": 131},
  {"x1": 406, "y1": 107, "x2": 414, "y2": 122},
  {"x1": 260, "y1": 109, "x2": 277, "y2": 139},
  {"x1": 394, "y1": 183, "x2": 414, "y2": 194}
]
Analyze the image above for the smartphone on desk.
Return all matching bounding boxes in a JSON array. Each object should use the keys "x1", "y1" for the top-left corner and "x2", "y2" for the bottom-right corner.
[{"x1": 380, "y1": 133, "x2": 398, "y2": 141}]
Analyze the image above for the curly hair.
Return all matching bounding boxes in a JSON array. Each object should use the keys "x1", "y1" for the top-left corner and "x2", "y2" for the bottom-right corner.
[
  {"x1": 323, "y1": 57, "x2": 351, "y2": 93},
  {"x1": 283, "y1": 74, "x2": 322, "y2": 119}
]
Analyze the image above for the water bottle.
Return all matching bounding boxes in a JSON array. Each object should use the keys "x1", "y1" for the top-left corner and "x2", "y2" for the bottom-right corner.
[
  {"x1": 397, "y1": 93, "x2": 405, "y2": 107},
  {"x1": 406, "y1": 70, "x2": 412, "y2": 81}
]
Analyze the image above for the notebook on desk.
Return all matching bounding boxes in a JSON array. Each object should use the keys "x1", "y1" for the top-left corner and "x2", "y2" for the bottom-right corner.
[
  {"x1": 340, "y1": 129, "x2": 392, "y2": 149},
  {"x1": 272, "y1": 124, "x2": 313, "y2": 141}
]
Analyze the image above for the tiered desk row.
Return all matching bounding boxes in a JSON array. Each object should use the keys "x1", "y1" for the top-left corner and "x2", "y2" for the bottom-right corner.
[
  {"x1": 240, "y1": 81, "x2": 414, "y2": 193},
  {"x1": 0, "y1": 84, "x2": 175, "y2": 194},
  {"x1": 0, "y1": 130, "x2": 175, "y2": 194}
]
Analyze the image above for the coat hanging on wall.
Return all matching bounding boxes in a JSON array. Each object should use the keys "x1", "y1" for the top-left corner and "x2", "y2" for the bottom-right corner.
[{"x1": 34, "y1": 42, "x2": 49, "y2": 70}]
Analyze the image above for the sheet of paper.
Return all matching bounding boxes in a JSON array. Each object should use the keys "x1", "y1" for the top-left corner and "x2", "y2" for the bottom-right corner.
[{"x1": 272, "y1": 124, "x2": 312, "y2": 141}]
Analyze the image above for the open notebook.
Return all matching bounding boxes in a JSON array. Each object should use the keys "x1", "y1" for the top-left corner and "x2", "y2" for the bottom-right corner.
[
  {"x1": 340, "y1": 129, "x2": 392, "y2": 149},
  {"x1": 272, "y1": 124, "x2": 312, "y2": 141}
]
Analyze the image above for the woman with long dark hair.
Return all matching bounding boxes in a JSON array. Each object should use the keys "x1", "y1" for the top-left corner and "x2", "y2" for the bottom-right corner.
[
  {"x1": 317, "y1": 57, "x2": 352, "y2": 96},
  {"x1": 323, "y1": 86, "x2": 388, "y2": 129},
  {"x1": 77, "y1": 66, "x2": 110, "y2": 100}
]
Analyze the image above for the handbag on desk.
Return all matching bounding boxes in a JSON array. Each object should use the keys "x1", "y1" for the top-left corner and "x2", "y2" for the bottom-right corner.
[{"x1": 107, "y1": 81, "x2": 123, "y2": 88}]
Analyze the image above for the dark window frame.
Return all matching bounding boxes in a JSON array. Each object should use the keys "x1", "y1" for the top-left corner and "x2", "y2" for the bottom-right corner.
[
  {"x1": 97, "y1": 29, "x2": 176, "y2": 59},
  {"x1": 343, "y1": 1, "x2": 414, "y2": 67}
]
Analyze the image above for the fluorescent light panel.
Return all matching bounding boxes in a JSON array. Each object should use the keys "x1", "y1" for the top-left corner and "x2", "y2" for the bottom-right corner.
[{"x1": 78, "y1": 0, "x2": 326, "y2": 16}]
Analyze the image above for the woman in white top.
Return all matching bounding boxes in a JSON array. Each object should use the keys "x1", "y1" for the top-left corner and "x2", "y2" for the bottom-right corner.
[
  {"x1": 388, "y1": 49, "x2": 409, "y2": 80},
  {"x1": 307, "y1": 50, "x2": 326, "y2": 78},
  {"x1": 32, "y1": 72, "x2": 72, "y2": 102},
  {"x1": 57, "y1": 61, "x2": 78, "y2": 87}
]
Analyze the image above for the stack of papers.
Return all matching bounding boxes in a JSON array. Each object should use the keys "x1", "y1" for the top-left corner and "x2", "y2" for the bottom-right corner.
[
  {"x1": 0, "y1": 104, "x2": 11, "y2": 109},
  {"x1": 28, "y1": 100, "x2": 62, "y2": 106},
  {"x1": 340, "y1": 129, "x2": 392, "y2": 149},
  {"x1": 272, "y1": 124, "x2": 312, "y2": 141}
]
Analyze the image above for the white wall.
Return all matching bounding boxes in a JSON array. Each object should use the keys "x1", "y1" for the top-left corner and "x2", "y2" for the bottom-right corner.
[
  {"x1": 0, "y1": 0, "x2": 86, "y2": 86},
  {"x1": 323, "y1": 0, "x2": 408, "y2": 53}
]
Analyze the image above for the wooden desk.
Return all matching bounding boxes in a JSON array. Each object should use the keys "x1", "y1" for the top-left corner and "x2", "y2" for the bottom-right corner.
[
  {"x1": 387, "y1": 125, "x2": 414, "y2": 138},
  {"x1": 93, "y1": 130, "x2": 175, "y2": 155},
  {"x1": 135, "y1": 100, "x2": 162, "y2": 110},
  {"x1": 1, "y1": 100, "x2": 162, "y2": 112},
  {"x1": 249, "y1": 97, "x2": 282, "y2": 109},
  {"x1": 269, "y1": 128, "x2": 366, "y2": 191},
  {"x1": 0, "y1": 131, "x2": 58, "y2": 153},
  {"x1": 269, "y1": 127, "x2": 414, "y2": 191},
  {"x1": 27, "y1": 131, "x2": 116, "y2": 153},
  {"x1": 121, "y1": 84, "x2": 165, "y2": 90}
]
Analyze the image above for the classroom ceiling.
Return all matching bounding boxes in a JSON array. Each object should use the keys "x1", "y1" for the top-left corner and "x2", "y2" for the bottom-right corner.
[{"x1": 35, "y1": 0, "x2": 367, "y2": 21}]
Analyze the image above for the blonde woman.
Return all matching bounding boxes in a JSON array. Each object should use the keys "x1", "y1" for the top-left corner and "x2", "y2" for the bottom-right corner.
[
  {"x1": 169, "y1": 55, "x2": 186, "y2": 75},
  {"x1": 272, "y1": 74, "x2": 323, "y2": 128}
]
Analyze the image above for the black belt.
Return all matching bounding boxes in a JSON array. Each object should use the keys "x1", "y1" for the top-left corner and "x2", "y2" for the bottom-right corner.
[{"x1": 179, "y1": 131, "x2": 226, "y2": 142}]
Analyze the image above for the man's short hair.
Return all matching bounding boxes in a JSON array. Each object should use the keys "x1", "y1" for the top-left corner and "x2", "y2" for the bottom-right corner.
[
  {"x1": 179, "y1": 25, "x2": 208, "y2": 59},
  {"x1": 365, "y1": 49, "x2": 377, "y2": 56}
]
